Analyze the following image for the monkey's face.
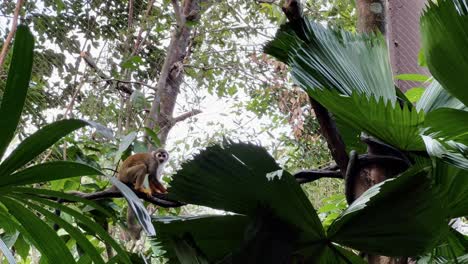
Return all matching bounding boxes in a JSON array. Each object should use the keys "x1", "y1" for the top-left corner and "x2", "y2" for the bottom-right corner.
[{"x1": 155, "y1": 151, "x2": 169, "y2": 164}]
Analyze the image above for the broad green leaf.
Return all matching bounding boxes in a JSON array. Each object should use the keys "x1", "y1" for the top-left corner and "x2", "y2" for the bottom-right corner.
[
  {"x1": 405, "y1": 87, "x2": 426, "y2": 103},
  {"x1": 296, "y1": 244, "x2": 366, "y2": 264},
  {"x1": 0, "y1": 237, "x2": 16, "y2": 264},
  {"x1": 311, "y1": 89, "x2": 425, "y2": 151},
  {"x1": 0, "y1": 119, "x2": 89, "y2": 176},
  {"x1": 432, "y1": 159, "x2": 468, "y2": 218},
  {"x1": 417, "y1": 81, "x2": 467, "y2": 113},
  {"x1": 328, "y1": 166, "x2": 447, "y2": 256},
  {"x1": 432, "y1": 227, "x2": 468, "y2": 260},
  {"x1": 422, "y1": 135, "x2": 468, "y2": 170},
  {"x1": 13, "y1": 234, "x2": 29, "y2": 261},
  {"x1": 425, "y1": 108, "x2": 468, "y2": 145},
  {"x1": 15, "y1": 192, "x2": 131, "y2": 264},
  {"x1": 154, "y1": 216, "x2": 244, "y2": 263},
  {"x1": 18, "y1": 198, "x2": 105, "y2": 264},
  {"x1": 110, "y1": 177, "x2": 156, "y2": 236},
  {"x1": 114, "y1": 131, "x2": 136, "y2": 163},
  {"x1": 8, "y1": 187, "x2": 114, "y2": 218},
  {"x1": 395, "y1": 74, "x2": 430, "y2": 82},
  {"x1": 0, "y1": 161, "x2": 102, "y2": 187},
  {"x1": 265, "y1": 20, "x2": 396, "y2": 102},
  {"x1": 0, "y1": 196, "x2": 76, "y2": 263},
  {"x1": 0, "y1": 26, "x2": 34, "y2": 159},
  {"x1": 168, "y1": 142, "x2": 325, "y2": 240},
  {"x1": 421, "y1": 0, "x2": 468, "y2": 106}
]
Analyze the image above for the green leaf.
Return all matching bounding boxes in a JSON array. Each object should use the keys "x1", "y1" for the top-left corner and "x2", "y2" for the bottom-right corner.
[
  {"x1": 0, "y1": 119, "x2": 90, "y2": 176},
  {"x1": 114, "y1": 132, "x2": 136, "y2": 163},
  {"x1": 422, "y1": 135, "x2": 468, "y2": 170},
  {"x1": 15, "y1": 192, "x2": 131, "y2": 264},
  {"x1": 18, "y1": 198, "x2": 105, "y2": 264},
  {"x1": 0, "y1": 161, "x2": 102, "y2": 187},
  {"x1": 14, "y1": 235, "x2": 29, "y2": 261},
  {"x1": 418, "y1": 48, "x2": 427, "y2": 67},
  {"x1": 0, "y1": 196, "x2": 76, "y2": 263},
  {"x1": 153, "y1": 215, "x2": 246, "y2": 263},
  {"x1": 265, "y1": 20, "x2": 396, "y2": 102},
  {"x1": 311, "y1": 89, "x2": 426, "y2": 151},
  {"x1": 432, "y1": 160, "x2": 468, "y2": 218},
  {"x1": 405, "y1": 87, "x2": 426, "y2": 103},
  {"x1": 421, "y1": 0, "x2": 468, "y2": 106},
  {"x1": 328, "y1": 166, "x2": 447, "y2": 256},
  {"x1": 417, "y1": 81, "x2": 467, "y2": 113},
  {"x1": 424, "y1": 108, "x2": 468, "y2": 146},
  {"x1": 168, "y1": 142, "x2": 325, "y2": 241},
  {"x1": 395, "y1": 74, "x2": 430, "y2": 82},
  {"x1": 0, "y1": 237, "x2": 16, "y2": 264},
  {"x1": 436, "y1": 227, "x2": 468, "y2": 259},
  {"x1": 121, "y1": 55, "x2": 143, "y2": 70},
  {"x1": 110, "y1": 178, "x2": 156, "y2": 236},
  {"x1": 8, "y1": 187, "x2": 114, "y2": 218},
  {"x1": 0, "y1": 25, "x2": 34, "y2": 159},
  {"x1": 144, "y1": 127, "x2": 161, "y2": 148}
]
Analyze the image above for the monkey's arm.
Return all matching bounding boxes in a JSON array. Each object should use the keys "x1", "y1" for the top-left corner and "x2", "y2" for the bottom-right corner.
[{"x1": 149, "y1": 177, "x2": 167, "y2": 194}]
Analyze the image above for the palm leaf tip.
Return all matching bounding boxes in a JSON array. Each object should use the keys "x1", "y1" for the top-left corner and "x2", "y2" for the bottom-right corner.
[{"x1": 265, "y1": 19, "x2": 396, "y2": 104}]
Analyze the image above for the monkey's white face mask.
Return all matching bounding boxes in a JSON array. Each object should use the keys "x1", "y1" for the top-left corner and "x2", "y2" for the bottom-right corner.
[{"x1": 154, "y1": 151, "x2": 169, "y2": 164}]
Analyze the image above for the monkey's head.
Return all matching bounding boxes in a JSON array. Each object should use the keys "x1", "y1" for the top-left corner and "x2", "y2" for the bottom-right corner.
[{"x1": 153, "y1": 148, "x2": 169, "y2": 164}]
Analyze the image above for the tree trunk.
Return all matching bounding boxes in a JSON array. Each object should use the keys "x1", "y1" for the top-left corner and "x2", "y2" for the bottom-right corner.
[
  {"x1": 145, "y1": 0, "x2": 202, "y2": 146},
  {"x1": 354, "y1": 2, "x2": 411, "y2": 263},
  {"x1": 356, "y1": 0, "x2": 386, "y2": 34}
]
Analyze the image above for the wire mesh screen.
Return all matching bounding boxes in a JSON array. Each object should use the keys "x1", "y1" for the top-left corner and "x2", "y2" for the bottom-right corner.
[{"x1": 387, "y1": 0, "x2": 430, "y2": 91}]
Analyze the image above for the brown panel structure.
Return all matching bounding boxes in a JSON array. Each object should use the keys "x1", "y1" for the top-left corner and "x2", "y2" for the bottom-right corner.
[{"x1": 387, "y1": 0, "x2": 430, "y2": 91}]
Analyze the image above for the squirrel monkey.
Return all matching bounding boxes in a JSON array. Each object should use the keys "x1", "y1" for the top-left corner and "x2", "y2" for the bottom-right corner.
[
  {"x1": 118, "y1": 148, "x2": 169, "y2": 239},
  {"x1": 118, "y1": 148, "x2": 169, "y2": 196}
]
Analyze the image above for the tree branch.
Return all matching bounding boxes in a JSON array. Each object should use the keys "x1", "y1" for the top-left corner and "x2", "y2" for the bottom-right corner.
[
  {"x1": 0, "y1": 0, "x2": 24, "y2": 68},
  {"x1": 294, "y1": 169, "x2": 342, "y2": 184},
  {"x1": 66, "y1": 188, "x2": 185, "y2": 208},
  {"x1": 171, "y1": 0, "x2": 184, "y2": 27},
  {"x1": 281, "y1": 0, "x2": 349, "y2": 176},
  {"x1": 173, "y1": 109, "x2": 202, "y2": 124},
  {"x1": 80, "y1": 51, "x2": 134, "y2": 95}
]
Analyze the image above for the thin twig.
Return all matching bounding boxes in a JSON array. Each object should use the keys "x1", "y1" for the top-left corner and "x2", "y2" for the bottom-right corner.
[
  {"x1": 0, "y1": 0, "x2": 24, "y2": 68},
  {"x1": 281, "y1": 0, "x2": 349, "y2": 176},
  {"x1": 173, "y1": 109, "x2": 202, "y2": 124}
]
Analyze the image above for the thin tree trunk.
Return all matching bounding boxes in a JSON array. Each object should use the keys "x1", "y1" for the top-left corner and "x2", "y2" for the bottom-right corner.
[
  {"x1": 356, "y1": 0, "x2": 386, "y2": 34},
  {"x1": 145, "y1": 0, "x2": 203, "y2": 146},
  {"x1": 0, "y1": 0, "x2": 24, "y2": 68}
]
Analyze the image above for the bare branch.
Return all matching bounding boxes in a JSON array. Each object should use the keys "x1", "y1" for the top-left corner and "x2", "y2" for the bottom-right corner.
[
  {"x1": 100, "y1": 79, "x2": 157, "y2": 91},
  {"x1": 80, "y1": 51, "x2": 134, "y2": 95},
  {"x1": 66, "y1": 188, "x2": 184, "y2": 208},
  {"x1": 133, "y1": 0, "x2": 156, "y2": 55},
  {"x1": 294, "y1": 169, "x2": 342, "y2": 184},
  {"x1": 173, "y1": 109, "x2": 202, "y2": 124},
  {"x1": 171, "y1": 0, "x2": 184, "y2": 27},
  {"x1": 0, "y1": 0, "x2": 24, "y2": 68}
]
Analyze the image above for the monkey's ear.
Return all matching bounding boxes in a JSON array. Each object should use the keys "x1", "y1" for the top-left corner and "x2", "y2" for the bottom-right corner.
[{"x1": 150, "y1": 151, "x2": 156, "y2": 156}]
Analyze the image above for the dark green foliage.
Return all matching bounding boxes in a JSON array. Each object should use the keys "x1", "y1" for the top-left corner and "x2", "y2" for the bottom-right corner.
[{"x1": 0, "y1": 25, "x2": 131, "y2": 264}]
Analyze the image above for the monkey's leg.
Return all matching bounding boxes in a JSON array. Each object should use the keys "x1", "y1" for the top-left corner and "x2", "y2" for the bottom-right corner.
[
  {"x1": 150, "y1": 179, "x2": 167, "y2": 194},
  {"x1": 130, "y1": 165, "x2": 153, "y2": 196}
]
